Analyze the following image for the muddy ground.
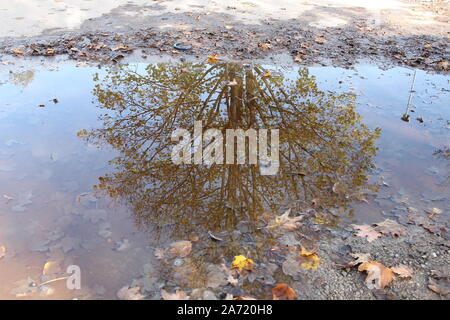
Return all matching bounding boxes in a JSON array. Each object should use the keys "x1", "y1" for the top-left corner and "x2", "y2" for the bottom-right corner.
[
  {"x1": 0, "y1": 0, "x2": 449, "y2": 300},
  {"x1": 0, "y1": 0, "x2": 448, "y2": 72}
]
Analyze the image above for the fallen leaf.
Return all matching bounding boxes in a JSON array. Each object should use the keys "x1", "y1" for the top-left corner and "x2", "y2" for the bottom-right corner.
[
  {"x1": 293, "y1": 55, "x2": 303, "y2": 63},
  {"x1": 426, "y1": 207, "x2": 442, "y2": 218},
  {"x1": 267, "y1": 209, "x2": 303, "y2": 231},
  {"x1": 117, "y1": 286, "x2": 145, "y2": 300},
  {"x1": 161, "y1": 289, "x2": 190, "y2": 300},
  {"x1": 231, "y1": 255, "x2": 255, "y2": 273},
  {"x1": 298, "y1": 247, "x2": 320, "y2": 270},
  {"x1": 391, "y1": 265, "x2": 413, "y2": 278},
  {"x1": 262, "y1": 71, "x2": 271, "y2": 78},
  {"x1": 45, "y1": 48, "x2": 55, "y2": 56},
  {"x1": 169, "y1": 240, "x2": 192, "y2": 258},
  {"x1": 374, "y1": 219, "x2": 407, "y2": 237},
  {"x1": 0, "y1": 245, "x2": 6, "y2": 259},
  {"x1": 436, "y1": 60, "x2": 449, "y2": 71},
  {"x1": 207, "y1": 54, "x2": 220, "y2": 63},
  {"x1": 358, "y1": 261, "x2": 395, "y2": 290},
  {"x1": 351, "y1": 224, "x2": 382, "y2": 242},
  {"x1": 347, "y1": 252, "x2": 371, "y2": 268},
  {"x1": 428, "y1": 278, "x2": 450, "y2": 296},
  {"x1": 226, "y1": 79, "x2": 238, "y2": 86},
  {"x1": 258, "y1": 42, "x2": 272, "y2": 51},
  {"x1": 272, "y1": 283, "x2": 297, "y2": 300}
]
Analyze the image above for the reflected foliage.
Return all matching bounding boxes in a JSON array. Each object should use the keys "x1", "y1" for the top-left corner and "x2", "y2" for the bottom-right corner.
[{"x1": 83, "y1": 62, "x2": 380, "y2": 240}]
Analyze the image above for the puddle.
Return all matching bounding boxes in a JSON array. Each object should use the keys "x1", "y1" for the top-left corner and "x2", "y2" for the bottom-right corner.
[{"x1": 0, "y1": 62, "x2": 448, "y2": 299}]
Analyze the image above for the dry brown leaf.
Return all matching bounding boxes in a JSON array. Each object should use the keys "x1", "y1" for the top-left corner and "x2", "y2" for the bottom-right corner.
[
  {"x1": 161, "y1": 289, "x2": 190, "y2": 300},
  {"x1": 437, "y1": 60, "x2": 449, "y2": 71},
  {"x1": 267, "y1": 209, "x2": 303, "y2": 231},
  {"x1": 391, "y1": 265, "x2": 413, "y2": 278},
  {"x1": 294, "y1": 55, "x2": 303, "y2": 63},
  {"x1": 262, "y1": 71, "x2": 271, "y2": 78},
  {"x1": 111, "y1": 44, "x2": 128, "y2": 51},
  {"x1": 258, "y1": 42, "x2": 272, "y2": 51},
  {"x1": 45, "y1": 48, "x2": 55, "y2": 56},
  {"x1": 117, "y1": 286, "x2": 145, "y2": 300},
  {"x1": 428, "y1": 278, "x2": 450, "y2": 296},
  {"x1": 351, "y1": 224, "x2": 382, "y2": 242},
  {"x1": 374, "y1": 219, "x2": 407, "y2": 237},
  {"x1": 348, "y1": 252, "x2": 371, "y2": 267},
  {"x1": 358, "y1": 261, "x2": 395, "y2": 290},
  {"x1": 169, "y1": 240, "x2": 192, "y2": 258},
  {"x1": 272, "y1": 283, "x2": 297, "y2": 300},
  {"x1": 154, "y1": 248, "x2": 165, "y2": 259}
]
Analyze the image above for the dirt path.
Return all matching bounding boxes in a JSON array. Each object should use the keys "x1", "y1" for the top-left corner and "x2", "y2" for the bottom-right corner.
[{"x1": 0, "y1": 0, "x2": 449, "y2": 71}]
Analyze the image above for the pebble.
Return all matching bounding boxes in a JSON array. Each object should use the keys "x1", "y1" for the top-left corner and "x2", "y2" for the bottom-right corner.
[{"x1": 173, "y1": 258, "x2": 184, "y2": 267}]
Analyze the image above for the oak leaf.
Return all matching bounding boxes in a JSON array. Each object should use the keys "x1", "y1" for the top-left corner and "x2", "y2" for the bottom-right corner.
[
  {"x1": 358, "y1": 262, "x2": 395, "y2": 290},
  {"x1": 272, "y1": 283, "x2": 297, "y2": 300}
]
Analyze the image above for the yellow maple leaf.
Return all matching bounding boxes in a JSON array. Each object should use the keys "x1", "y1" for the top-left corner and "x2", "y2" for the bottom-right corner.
[
  {"x1": 231, "y1": 255, "x2": 255, "y2": 272},
  {"x1": 298, "y1": 248, "x2": 320, "y2": 270}
]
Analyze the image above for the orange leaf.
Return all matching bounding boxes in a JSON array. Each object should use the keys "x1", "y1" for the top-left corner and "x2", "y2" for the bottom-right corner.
[
  {"x1": 272, "y1": 283, "x2": 297, "y2": 300},
  {"x1": 358, "y1": 261, "x2": 395, "y2": 290}
]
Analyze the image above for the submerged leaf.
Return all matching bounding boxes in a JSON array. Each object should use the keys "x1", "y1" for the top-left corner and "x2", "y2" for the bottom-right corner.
[
  {"x1": 169, "y1": 240, "x2": 192, "y2": 258},
  {"x1": 231, "y1": 255, "x2": 255, "y2": 272},
  {"x1": 298, "y1": 247, "x2": 320, "y2": 270}
]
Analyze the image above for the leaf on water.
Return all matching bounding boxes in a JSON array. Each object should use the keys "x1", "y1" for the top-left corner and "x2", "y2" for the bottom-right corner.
[
  {"x1": 272, "y1": 283, "x2": 297, "y2": 300},
  {"x1": 0, "y1": 245, "x2": 6, "y2": 259},
  {"x1": 347, "y1": 252, "x2": 371, "y2": 268},
  {"x1": 267, "y1": 209, "x2": 303, "y2": 231},
  {"x1": 391, "y1": 265, "x2": 413, "y2": 278},
  {"x1": 169, "y1": 240, "x2": 192, "y2": 258},
  {"x1": 117, "y1": 286, "x2": 145, "y2": 300},
  {"x1": 42, "y1": 261, "x2": 62, "y2": 275},
  {"x1": 231, "y1": 255, "x2": 255, "y2": 273},
  {"x1": 207, "y1": 54, "x2": 220, "y2": 63},
  {"x1": 374, "y1": 219, "x2": 407, "y2": 238},
  {"x1": 358, "y1": 261, "x2": 395, "y2": 290},
  {"x1": 161, "y1": 289, "x2": 190, "y2": 300},
  {"x1": 298, "y1": 247, "x2": 320, "y2": 270},
  {"x1": 351, "y1": 224, "x2": 382, "y2": 242}
]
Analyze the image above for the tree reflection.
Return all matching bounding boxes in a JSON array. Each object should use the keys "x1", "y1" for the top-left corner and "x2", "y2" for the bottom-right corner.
[{"x1": 82, "y1": 62, "x2": 380, "y2": 240}]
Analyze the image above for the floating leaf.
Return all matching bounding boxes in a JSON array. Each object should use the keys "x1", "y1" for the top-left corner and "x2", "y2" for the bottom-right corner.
[
  {"x1": 231, "y1": 255, "x2": 255, "y2": 272},
  {"x1": 272, "y1": 283, "x2": 297, "y2": 300},
  {"x1": 267, "y1": 209, "x2": 303, "y2": 231},
  {"x1": 351, "y1": 224, "x2": 382, "y2": 242},
  {"x1": 358, "y1": 261, "x2": 395, "y2": 290}
]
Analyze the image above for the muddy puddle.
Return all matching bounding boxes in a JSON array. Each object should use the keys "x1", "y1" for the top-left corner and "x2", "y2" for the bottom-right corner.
[{"x1": 0, "y1": 62, "x2": 448, "y2": 299}]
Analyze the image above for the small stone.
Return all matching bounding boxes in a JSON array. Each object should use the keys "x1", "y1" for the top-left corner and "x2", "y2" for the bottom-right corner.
[{"x1": 173, "y1": 258, "x2": 184, "y2": 267}]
